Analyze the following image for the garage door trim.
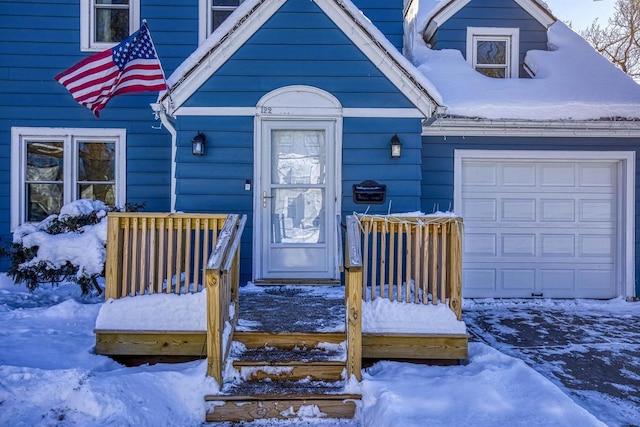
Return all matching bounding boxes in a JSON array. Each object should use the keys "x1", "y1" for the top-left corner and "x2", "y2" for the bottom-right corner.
[{"x1": 454, "y1": 150, "x2": 635, "y2": 298}]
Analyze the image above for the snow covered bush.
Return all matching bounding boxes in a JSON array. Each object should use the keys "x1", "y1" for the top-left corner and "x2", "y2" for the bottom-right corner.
[{"x1": 9, "y1": 199, "x2": 144, "y2": 295}]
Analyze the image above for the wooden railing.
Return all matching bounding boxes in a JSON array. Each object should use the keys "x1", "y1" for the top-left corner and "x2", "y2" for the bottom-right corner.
[
  {"x1": 350, "y1": 214, "x2": 463, "y2": 320},
  {"x1": 205, "y1": 214, "x2": 247, "y2": 384},
  {"x1": 104, "y1": 213, "x2": 228, "y2": 300},
  {"x1": 343, "y1": 216, "x2": 362, "y2": 381}
]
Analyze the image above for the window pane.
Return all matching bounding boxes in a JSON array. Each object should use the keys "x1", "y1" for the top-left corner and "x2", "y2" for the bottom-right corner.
[
  {"x1": 212, "y1": 10, "x2": 234, "y2": 30},
  {"x1": 27, "y1": 184, "x2": 63, "y2": 222},
  {"x1": 271, "y1": 188, "x2": 325, "y2": 244},
  {"x1": 96, "y1": 8, "x2": 129, "y2": 42},
  {"x1": 213, "y1": 0, "x2": 241, "y2": 6},
  {"x1": 97, "y1": 0, "x2": 130, "y2": 4},
  {"x1": 78, "y1": 142, "x2": 115, "y2": 182},
  {"x1": 477, "y1": 67, "x2": 507, "y2": 78},
  {"x1": 27, "y1": 142, "x2": 63, "y2": 182},
  {"x1": 476, "y1": 40, "x2": 507, "y2": 65},
  {"x1": 271, "y1": 130, "x2": 326, "y2": 185},
  {"x1": 79, "y1": 184, "x2": 116, "y2": 205}
]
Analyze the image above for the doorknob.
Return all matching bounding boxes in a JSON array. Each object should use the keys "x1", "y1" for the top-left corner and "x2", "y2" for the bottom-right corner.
[{"x1": 262, "y1": 191, "x2": 273, "y2": 208}]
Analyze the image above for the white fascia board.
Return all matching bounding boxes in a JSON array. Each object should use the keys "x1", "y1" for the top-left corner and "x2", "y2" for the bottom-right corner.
[
  {"x1": 423, "y1": 118, "x2": 640, "y2": 137},
  {"x1": 316, "y1": 0, "x2": 436, "y2": 117},
  {"x1": 424, "y1": 0, "x2": 555, "y2": 41},
  {"x1": 160, "y1": 0, "x2": 287, "y2": 114},
  {"x1": 173, "y1": 106, "x2": 424, "y2": 118}
]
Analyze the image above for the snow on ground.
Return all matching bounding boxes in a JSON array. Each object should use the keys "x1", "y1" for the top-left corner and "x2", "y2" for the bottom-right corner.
[{"x1": 0, "y1": 274, "x2": 615, "y2": 426}]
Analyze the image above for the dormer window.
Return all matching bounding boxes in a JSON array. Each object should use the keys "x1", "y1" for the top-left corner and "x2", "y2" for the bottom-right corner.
[
  {"x1": 199, "y1": 0, "x2": 245, "y2": 44},
  {"x1": 467, "y1": 27, "x2": 519, "y2": 78},
  {"x1": 81, "y1": 0, "x2": 140, "y2": 52}
]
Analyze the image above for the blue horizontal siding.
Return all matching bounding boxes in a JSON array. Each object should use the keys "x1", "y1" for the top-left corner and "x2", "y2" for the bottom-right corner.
[
  {"x1": 429, "y1": 0, "x2": 548, "y2": 78},
  {"x1": 184, "y1": 0, "x2": 414, "y2": 109},
  {"x1": 351, "y1": 0, "x2": 404, "y2": 51},
  {"x1": 421, "y1": 134, "x2": 640, "y2": 296}
]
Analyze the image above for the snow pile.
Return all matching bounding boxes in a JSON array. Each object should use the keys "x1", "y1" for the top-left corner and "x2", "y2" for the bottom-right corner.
[
  {"x1": 95, "y1": 291, "x2": 208, "y2": 331},
  {"x1": 411, "y1": 5, "x2": 640, "y2": 120},
  {"x1": 361, "y1": 343, "x2": 605, "y2": 427},
  {"x1": 363, "y1": 297, "x2": 466, "y2": 334},
  {"x1": 12, "y1": 199, "x2": 109, "y2": 278}
]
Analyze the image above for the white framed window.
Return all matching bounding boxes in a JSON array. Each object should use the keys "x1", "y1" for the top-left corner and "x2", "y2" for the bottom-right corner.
[
  {"x1": 198, "y1": 0, "x2": 245, "y2": 44},
  {"x1": 81, "y1": 0, "x2": 140, "y2": 52},
  {"x1": 466, "y1": 27, "x2": 519, "y2": 78},
  {"x1": 10, "y1": 128, "x2": 127, "y2": 229}
]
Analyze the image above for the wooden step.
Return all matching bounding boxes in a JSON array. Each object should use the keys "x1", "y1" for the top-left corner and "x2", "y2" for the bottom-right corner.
[
  {"x1": 233, "y1": 331, "x2": 346, "y2": 349},
  {"x1": 234, "y1": 360, "x2": 346, "y2": 381},
  {"x1": 205, "y1": 392, "x2": 361, "y2": 422}
]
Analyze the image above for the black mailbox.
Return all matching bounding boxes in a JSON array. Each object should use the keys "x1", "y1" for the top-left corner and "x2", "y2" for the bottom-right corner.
[{"x1": 353, "y1": 180, "x2": 386, "y2": 204}]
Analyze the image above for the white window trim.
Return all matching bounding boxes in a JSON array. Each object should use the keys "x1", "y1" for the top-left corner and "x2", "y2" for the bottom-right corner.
[
  {"x1": 10, "y1": 127, "x2": 127, "y2": 230},
  {"x1": 80, "y1": 0, "x2": 140, "y2": 52},
  {"x1": 466, "y1": 27, "x2": 519, "y2": 78},
  {"x1": 198, "y1": 0, "x2": 244, "y2": 44}
]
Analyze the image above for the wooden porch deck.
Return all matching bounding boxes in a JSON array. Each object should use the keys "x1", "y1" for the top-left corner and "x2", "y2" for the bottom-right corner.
[{"x1": 95, "y1": 212, "x2": 467, "y2": 422}]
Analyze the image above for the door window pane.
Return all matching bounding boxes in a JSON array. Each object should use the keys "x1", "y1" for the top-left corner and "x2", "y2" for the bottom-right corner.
[
  {"x1": 271, "y1": 130, "x2": 326, "y2": 185},
  {"x1": 271, "y1": 188, "x2": 325, "y2": 244}
]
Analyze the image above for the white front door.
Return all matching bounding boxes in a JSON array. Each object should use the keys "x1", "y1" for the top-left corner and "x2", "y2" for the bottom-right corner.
[{"x1": 257, "y1": 120, "x2": 338, "y2": 281}]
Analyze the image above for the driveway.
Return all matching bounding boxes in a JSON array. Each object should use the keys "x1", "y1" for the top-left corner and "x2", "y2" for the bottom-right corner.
[{"x1": 464, "y1": 298, "x2": 640, "y2": 427}]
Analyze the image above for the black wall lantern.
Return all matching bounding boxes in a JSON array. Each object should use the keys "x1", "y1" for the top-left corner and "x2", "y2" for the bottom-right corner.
[
  {"x1": 390, "y1": 133, "x2": 402, "y2": 158},
  {"x1": 192, "y1": 132, "x2": 206, "y2": 156}
]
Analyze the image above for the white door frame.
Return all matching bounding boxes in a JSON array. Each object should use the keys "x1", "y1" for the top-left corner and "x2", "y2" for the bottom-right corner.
[
  {"x1": 253, "y1": 86, "x2": 343, "y2": 282},
  {"x1": 454, "y1": 149, "x2": 636, "y2": 298}
]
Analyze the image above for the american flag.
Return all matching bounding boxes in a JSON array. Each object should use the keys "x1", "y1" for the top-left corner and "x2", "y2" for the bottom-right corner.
[{"x1": 55, "y1": 23, "x2": 167, "y2": 117}]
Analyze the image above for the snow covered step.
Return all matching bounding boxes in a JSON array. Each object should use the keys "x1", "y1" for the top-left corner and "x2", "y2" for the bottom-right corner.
[
  {"x1": 235, "y1": 360, "x2": 346, "y2": 381},
  {"x1": 206, "y1": 380, "x2": 360, "y2": 423}
]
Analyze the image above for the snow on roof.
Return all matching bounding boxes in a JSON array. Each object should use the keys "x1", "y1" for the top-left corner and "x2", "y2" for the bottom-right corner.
[{"x1": 411, "y1": 1, "x2": 640, "y2": 121}]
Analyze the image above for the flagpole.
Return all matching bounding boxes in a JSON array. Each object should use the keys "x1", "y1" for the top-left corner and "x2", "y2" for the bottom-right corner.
[{"x1": 143, "y1": 19, "x2": 174, "y2": 109}]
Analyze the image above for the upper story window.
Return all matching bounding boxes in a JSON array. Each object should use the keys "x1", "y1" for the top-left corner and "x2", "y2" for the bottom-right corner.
[
  {"x1": 466, "y1": 27, "x2": 519, "y2": 78},
  {"x1": 81, "y1": 0, "x2": 140, "y2": 52},
  {"x1": 10, "y1": 128, "x2": 126, "y2": 229},
  {"x1": 199, "y1": 0, "x2": 245, "y2": 44}
]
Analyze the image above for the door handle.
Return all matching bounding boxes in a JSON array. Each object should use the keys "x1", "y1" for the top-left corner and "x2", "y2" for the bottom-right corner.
[{"x1": 262, "y1": 191, "x2": 273, "y2": 208}]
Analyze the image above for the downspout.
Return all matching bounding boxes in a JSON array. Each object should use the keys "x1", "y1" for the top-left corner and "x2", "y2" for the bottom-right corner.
[{"x1": 151, "y1": 103, "x2": 178, "y2": 212}]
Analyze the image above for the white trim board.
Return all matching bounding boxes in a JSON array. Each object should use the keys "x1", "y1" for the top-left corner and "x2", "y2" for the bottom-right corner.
[
  {"x1": 171, "y1": 106, "x2": 424, "y2": 118},
  {"x1": 159, "y1": 0, "x2": 437, "y2": 117},
  {"x1": 423, "y1": 119, "x2": 640, "y2": 137},
  {"x1": 453, "y1": 149, "x2": 636, "y2": 298}
]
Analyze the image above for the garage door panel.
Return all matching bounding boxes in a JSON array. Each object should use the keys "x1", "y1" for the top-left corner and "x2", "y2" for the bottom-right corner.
[
  {"x1": 460, "y1": 158, "x2": 618, "y2": 299},
  {"x1": 502, "y1": 199, "x2": 536, "y2": 221},
  {"x1": 580, "y1": 164, "x2": 616, "y2": 187},
  {"x1": 502, "y1": 164, "x2": 535, "y2": 186},
  {"x1": 463, "y1": 199, "x2": 497, "y2": 221},
  {"x1": 541, "y1": 199, "x2": 575, "y2": 221},
  {"x1": 541, "y1": 164, "x2": 576, "y2": 187}
]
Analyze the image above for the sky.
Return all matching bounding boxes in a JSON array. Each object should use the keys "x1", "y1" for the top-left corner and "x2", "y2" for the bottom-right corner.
[{"x1": 544, "y1": 0, "x2": 617, "y2": 31}]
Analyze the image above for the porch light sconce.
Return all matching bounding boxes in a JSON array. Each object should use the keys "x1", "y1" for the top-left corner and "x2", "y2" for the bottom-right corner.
[
  {"x1": 390, "y1": 133, "x2": 402, "y2": 158},
  {"x1": 191, "y1": 132, "x2": 206, "y2": 156}
]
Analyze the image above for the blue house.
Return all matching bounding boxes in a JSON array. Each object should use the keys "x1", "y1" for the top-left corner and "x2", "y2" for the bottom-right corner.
[{"x1": 2, "y1": 0, "x2": 639, "y2": 300}]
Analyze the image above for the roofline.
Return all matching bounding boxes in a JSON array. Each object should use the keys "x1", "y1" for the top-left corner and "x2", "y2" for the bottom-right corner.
[
  {"x1": 160, "y1": 0, "x2": 439, "y2": 117},
  {"x1": 423, "y1": 0, "x2": 556, "y2": 42},
  {"x1": 422, "y1": 117, "x2": 640, "y2": 137}
]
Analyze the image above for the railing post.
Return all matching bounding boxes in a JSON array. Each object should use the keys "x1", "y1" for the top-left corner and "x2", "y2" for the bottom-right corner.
[
  {"x1": 345, "y1": 216, "x2": 362, "y2": 381},
  {"x1": 449, "y1": 219, "x2": 463, "y2": 320},
  {"x1": 105, "y1": 214, "x2": 121, "y2": 300},
  {"x1": 206, "y1": 268, "x2": 223, "y2": 384}
]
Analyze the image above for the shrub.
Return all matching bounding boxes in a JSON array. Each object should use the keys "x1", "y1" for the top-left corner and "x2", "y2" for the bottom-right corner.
[{"x1": 9, "y1": 199, "x2": 144, "y2": 295}]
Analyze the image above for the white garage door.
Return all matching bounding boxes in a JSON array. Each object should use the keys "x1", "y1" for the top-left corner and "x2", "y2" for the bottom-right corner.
[{"x1": 459, "y1": 156, "x2": 619, "y2": 299}]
